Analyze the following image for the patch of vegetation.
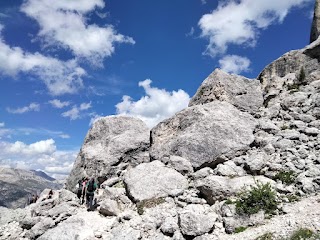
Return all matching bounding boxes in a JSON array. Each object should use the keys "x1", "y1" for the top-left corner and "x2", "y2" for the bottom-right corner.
[
  {"x1": 136, "y1": 197, "x2": 166, "y2": 215},
  {"x1": 234, "y1": 226, "x2": 247, "y2": 233},
  {"x1": 225, "y1": 199, "x2": 234, "y2": 205},
  {"x1": 113, "y1": 181, "x2": 125, "y2": 188},
  {"x1": 297, "y1": 67, "x2": 306, "y2": 83},
  {"x1": 235, "y1": 181, "x2": 278, "y2": 216},
  {"x1": 288, "y1": 67, "x2": 307, "y2": 94},
  {"x1": 274, "y1": 171, "x2": 296, "y2": 185},
  {"x1": 286, "y1": 194, "x2": 300, "y2": 203},
  {"x1": 255, "y1": 232, "x2": 274, "y2": 240},
  {"x1": 281, "y1": 124, "x2": 289, "y2": 130},
  {"x1": 289, "y1": 228, "x2": 314, "y2": 240}
]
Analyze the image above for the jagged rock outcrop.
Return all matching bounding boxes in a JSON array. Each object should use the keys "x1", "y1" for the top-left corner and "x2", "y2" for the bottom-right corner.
[
  {"x1": 150, "y1": 101, "x2": 257, "y2": 170},
  {"x1": 189, "y1": 69, "x2": 263, "y2": 115},
  {"x1": 310, "y1": 0, "x2": 320, "y2": 43},
  {"x1": 0, "y1": 167, "x2": 61, "y2": 209},
  {"x1": 66, "y1": 116, "x2": 150, "y2": 190}
]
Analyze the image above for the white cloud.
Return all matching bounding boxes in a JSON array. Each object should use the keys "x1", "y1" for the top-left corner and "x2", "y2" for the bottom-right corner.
[
  {"x1": 116, "y1": 79, "x2": 190, "y2": 128},
  {"x1": 219, "y1": 55, "x2": 251, "y2": 74},
  {"x1": 62, "y1": 102, "x2": 92, "y2": 120},
  {"x1": 0, "y1": 122, "x2": 4, "y2": 127},
  {"x1": 198, "y1": 0, "x2": 312, "y2": 56},
  {"x1": 0, "y1": 139, "x2": 77, "y2": 179},
  {"x1": 7, "y1": 103, "x2": 40, "y2": 114},
  {"x1": 59, "y1": 134, "x2": 70, "y2": 139},
  {"x1": 49, "y1": 99, "x2": 71, "y2": 109},
  {"x1": 21, "y1": 0, "x2": 135, "y2": 65},
  {"x1": 0, "y1": 25, "x2": 86, "y2": 95}
]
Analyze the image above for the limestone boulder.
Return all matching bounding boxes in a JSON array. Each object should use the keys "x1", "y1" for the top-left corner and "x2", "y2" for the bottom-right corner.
[
  {"x1": 189, "y1": 69, "x2": 263, "y2": 114},
  {"x1": 150, "y1": 101, "x2": 256, "y2": 170},
  {"x1": 178, "y1": 204, "x2": 217, "y2": 237},
  {"x1": 66, "y1": 116, "x2": 150, "y2": 190},
  {"x1": 124, "y1": 161, "x2": 188, "y2": 202},
  {"x1": 196, "y1": 175, "x2": 275, "y2": 205}
]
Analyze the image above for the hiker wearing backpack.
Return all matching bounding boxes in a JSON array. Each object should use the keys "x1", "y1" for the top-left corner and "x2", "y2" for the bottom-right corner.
[
  {"x1": 81, "y1": 177, "x2": 89, "y2": 205},
  {"x1": 85, "y1": 178, "x2": 98, "y2": 211},
  {"x1": 76, "y1": 178, "x2": 83, "y2": 200}
]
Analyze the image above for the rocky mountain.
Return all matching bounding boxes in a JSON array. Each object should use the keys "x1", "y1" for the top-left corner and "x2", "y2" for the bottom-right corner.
[
  {"x1": 1, "y1": 1, "x2": 320, "y2": 239},
  {"x1": 0, "y1": 167, "x2": 62, "y2": 209}
]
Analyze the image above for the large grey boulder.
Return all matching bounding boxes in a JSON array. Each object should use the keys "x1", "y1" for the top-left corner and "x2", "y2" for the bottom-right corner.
[
  {"x1": 179, "y1": 204, "x2": 217, "y2": 237},
  {"x1": 195, "y1": 175, "x2": 275, "y2": 205},
  {"x1": 66, "y1": 116, "x2": 150, "y2": 190},
  {"x1": 150, "y1": 101, "x2": 256, "y2": 170},
  {"x1": 310, "y1": 0, "x2": 320, "y2": 43},
  {"x1": 189, "y1": 69, "x2": 263, "y2": 114},
  {"x1": 124, "y1": 161, "x2": 188, "y2": 202}
]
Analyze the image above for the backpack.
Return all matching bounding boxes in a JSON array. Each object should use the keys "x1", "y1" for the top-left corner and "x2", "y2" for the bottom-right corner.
[{"x1": 87, "y1": 180, "x2": 96, "y2": 192}]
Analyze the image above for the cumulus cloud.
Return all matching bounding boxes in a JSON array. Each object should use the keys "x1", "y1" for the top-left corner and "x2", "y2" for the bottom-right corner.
[
  {"x1": 198, "y1": 0, "x2": 312, "y2": 56},
  {"x1": 21, "y1": 0, "x2": 135, "y2": 65},
  {"x1": 0, "y1": 139, "x2": 77, "y2": 179},
  {"x1": 116, "y1": 79, "x2": 190, "y2": 128},
  {"x1": 219, "y1": 55, "x2": 251, "y2": 74},
  {"x1": 0, "y1": 25, "x2": 86, "y2": 95},
  {"x1": 7, "y1": 103, "x2": 40, "y2": 114},
  {"x1": 62, "y1": 102, "x2": 92, "y2": 120},
  {"x1": 0, "y1": 122, "x2": 4, "y2": 127},
  {"x1": 49, "y1": 99, "x2": 71, "y2": 109}
]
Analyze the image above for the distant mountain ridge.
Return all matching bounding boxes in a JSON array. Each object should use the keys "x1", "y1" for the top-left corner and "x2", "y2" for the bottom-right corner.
[
  {"x1": 0, "y1": 167, "x2": 62, "y2": 209},
  {"x1": 31, "y1": 170, "x2": 56, "y2": 182}
]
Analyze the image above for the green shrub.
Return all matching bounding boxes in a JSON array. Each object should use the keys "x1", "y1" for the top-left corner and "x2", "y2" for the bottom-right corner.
[
  {"x1": 289, "y1": 228, "x2": 314, "y2": 240},
  {"x1": 298, "y1": 67, "x2": 306, "y2": 83},
  {"x1": 234, "y1": 226, "x2": 247, "y2": 233},
  {"x1": 235, "y1": 181, "x2": 278, "y2": 216},
  {"x1": 136, "y1": 197, "x2": 166, "y2": 215},
  {"x1": 225, "y1": 199, "x2": 234, "y2": 205},
  {"x1": 274, "y1": 171, "x2": 296, "y2": 185},
  {"x1": 255, "y1": 232, "x2": 274, "y2": 240}
]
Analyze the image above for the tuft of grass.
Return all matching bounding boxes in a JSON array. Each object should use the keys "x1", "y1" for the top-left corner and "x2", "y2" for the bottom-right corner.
[
  {"x1": 225, "y1": 199, "x2": 234, "y2": 205},
  {"x1": 234, "y1": 226, "x2": 247, "y2": 233},
  {"x1": 255, "y1": 232, "x2": 274, "y2": 240},
  {"x1": 287, "y1": 194, "x2": 300, "y2": 203},
  {"x1": 235, "y1": 181, "x2": 278, "y2": 216},
  {"x1": 136, "y1": 197, "x2": 166, "y2": 215},
  {"x1": 289, "y1": 228, "x2": 314, "y2": 240},
  {"x1": 274, "y1": 171, "x2": 296, "y2": 185}
]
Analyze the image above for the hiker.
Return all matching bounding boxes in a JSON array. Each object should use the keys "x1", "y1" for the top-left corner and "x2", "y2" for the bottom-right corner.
[
  {"x1": 76, "y1": 178, "x2": 84, "y2": 202},
  {"x1": 81, "y1": 177, "x2": 89, "y2": 205},
  {"x1": 85, "y1": 178, "x2": 98, "y2": 211}
]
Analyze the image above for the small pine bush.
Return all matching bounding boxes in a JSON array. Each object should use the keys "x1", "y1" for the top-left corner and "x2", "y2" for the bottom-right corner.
[
  {"x1": 235, "y1": 181, "x2": 278, "y2": 215},
  {"x1": 274, "y1": 171, "x2": 296, "y2": 185},
  {"x1": 289, "y1": 228, "x2": 314, "y2": 240},
  {"x1": 255, "y1": 232, "x2": 274, "y2": 240},
  {"x1": 234, "y1": 226, "x2": 247, "y2": 233}
]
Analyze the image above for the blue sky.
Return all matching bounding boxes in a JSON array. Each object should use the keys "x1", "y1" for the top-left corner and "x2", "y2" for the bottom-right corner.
[{"x1": 0, "y1": 0, "x2": 315, "y2": 179}]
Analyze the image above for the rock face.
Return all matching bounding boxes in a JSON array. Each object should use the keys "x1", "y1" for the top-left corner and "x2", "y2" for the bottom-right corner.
[
  {"x1": 66, "y1": 116, "x2": 150, "y2": 190},
  {"x1": 0, "y1": 167, "x2": 61, "y2": 209},
  {"x1": 150, "y1": 101, "x2": 256, "y2": 169},
  {"x1": 310, "y1": 0, "x2": 320, "y2": 43},
  {"x1": 189, "y1": 69, "x2": 263, "y2": 115}
]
